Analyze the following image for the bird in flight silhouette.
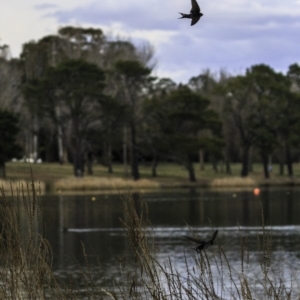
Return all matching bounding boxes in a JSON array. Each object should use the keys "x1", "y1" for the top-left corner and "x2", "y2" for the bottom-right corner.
[
  {"x1": 178, "y1": 0, "x2": 203, "y2": 26},
  {"x1": 184, "y1": 230, "x2": 218, "y2": 252}
]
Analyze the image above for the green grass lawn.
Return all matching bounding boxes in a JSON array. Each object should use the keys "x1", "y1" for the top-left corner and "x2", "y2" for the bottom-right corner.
[{"x1": 5, "y1": 161, "x2": 300, "y2": 183}]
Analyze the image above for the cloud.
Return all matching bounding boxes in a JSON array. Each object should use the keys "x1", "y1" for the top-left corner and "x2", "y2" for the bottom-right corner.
[
  {"x1": 34, "y1": 3, "x2": 58, "y2": 10},
  {"x1": 50, "y1": 2, "x2": 179, "y2": 31},
  {"x1": 2, "y1": 0, "x2": 300, "y2": 82},
  {"x1": 149, "y1": 21, "x2": 300, "y2": 82},
  {"x1": 47, "y1": 0, "x2": 300, "y2": 81}
]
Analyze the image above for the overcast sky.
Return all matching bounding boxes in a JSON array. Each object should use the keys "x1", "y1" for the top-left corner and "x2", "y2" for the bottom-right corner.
[{"x1": 1, "y1": 0, "x2": 300, "y2": 82}]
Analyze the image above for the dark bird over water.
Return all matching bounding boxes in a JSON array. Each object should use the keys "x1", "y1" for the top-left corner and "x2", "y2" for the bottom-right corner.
[
  {"x1": 179, "y1": 0, "x2": 203, "y2": 26},
  {"x1": 184, "y1": 230, "x2": 218, "y2": 252}
]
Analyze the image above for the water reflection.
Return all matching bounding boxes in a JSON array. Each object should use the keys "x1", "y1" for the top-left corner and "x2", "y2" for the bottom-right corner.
[{"x1": 37, "y1": 188, "x2": 300, "y2": 290}]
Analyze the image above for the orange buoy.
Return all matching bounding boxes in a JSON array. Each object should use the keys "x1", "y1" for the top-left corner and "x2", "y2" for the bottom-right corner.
[{"x1": 253, "y1": 188, "x2": 260, "y2": 196}]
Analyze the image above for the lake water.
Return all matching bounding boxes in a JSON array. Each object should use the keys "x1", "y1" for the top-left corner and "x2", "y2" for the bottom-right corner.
[{"x1": 37, "y1": 188, "x2": 300, "y2": 297}]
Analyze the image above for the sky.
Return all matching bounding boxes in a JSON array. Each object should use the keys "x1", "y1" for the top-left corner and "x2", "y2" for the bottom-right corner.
[{"x1": 1, "y1": 0, "x2": 300, "y2": 83}]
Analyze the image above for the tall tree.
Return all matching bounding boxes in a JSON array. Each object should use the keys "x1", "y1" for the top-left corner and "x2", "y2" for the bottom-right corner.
[
  {"x1": 24, "y1": 59, "x2": 106, "y2": 176},
  {"x1": 97, "y1": 96, "x2": 128, "y2": 174},
  {"x1": 223, "y1": 75, "x2": 255, "y2": 177},
  {"x1": 21, "y1": 41, "x2": 50, "y2": 163},
  {"x1": 100, "y1": 41, "x2": 137, "y2": 173},
  {"x1": 57, "y1": 27, "x2": 105, "y2": 63},
  {"x1": 21, "y1": 27, "x2": 106, "y2": 165},
  {"x1": 282, "y1": 63, "x2": 300, "y2": 176},
  {"x1": 246, "y1": 64, "x2": 287, "y2": 178},
  {"x1": 0, "y1": 47, "x2": 23, "y2": 112},
  {"x1": 153, "y1": 85, "x2": 222, "y2": 182},
  {"x1": 288, "y1": 63, "x2": 300, "y2": 90},
  {"x1": 188, "y1": 69, "x2": 217, "y2": 95},
  {"x1": 189, "y1": 70, "x2": 230, "y2": 173},
  {"x1": 142, "y1": 78, "x2": 177, "y2": 176},
  {"x1": 0, "y1": 110, "x2": 22, "y2": 177},
  {"x1": 115, "y1": 60, "x2": 152, "y2": 180}
]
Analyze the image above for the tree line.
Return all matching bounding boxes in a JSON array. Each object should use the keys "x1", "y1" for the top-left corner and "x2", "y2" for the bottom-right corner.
[{"x1": 0, "y1": 26, "x2": 300, "y2": 181}]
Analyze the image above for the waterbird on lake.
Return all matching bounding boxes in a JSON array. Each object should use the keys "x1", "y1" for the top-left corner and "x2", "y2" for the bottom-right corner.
[
  {"x1": 184, "y1": 230, "x2": 218, "y2": 252},
  {"x1": 178, "y1": 0, "x2": 203, "y2": 26}
]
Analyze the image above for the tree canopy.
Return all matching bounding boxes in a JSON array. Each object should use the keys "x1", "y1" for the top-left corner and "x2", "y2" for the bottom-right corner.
[
  {"x1": 0, "y1": 109, "x2": 22, "y2": 177},
  {"x1": 24, "y1": 59, "x2": 106, "y2": 176},
  {"x1": 1, "y1": 27, "x2": 300, "y2": 181}
]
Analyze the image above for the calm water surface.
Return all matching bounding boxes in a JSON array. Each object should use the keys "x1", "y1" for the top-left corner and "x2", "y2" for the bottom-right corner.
[{"x1": 38, "y1": 188, "x2": 300, "y2": 295}]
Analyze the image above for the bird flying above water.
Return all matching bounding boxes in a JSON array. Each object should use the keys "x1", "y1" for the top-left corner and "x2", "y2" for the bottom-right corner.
[
  {"x1": 184, "y1": 230, "x2": 218, "y2": 252},
  {"x1": 178, "y1": 0, "x2": 203, "y2": 26}
]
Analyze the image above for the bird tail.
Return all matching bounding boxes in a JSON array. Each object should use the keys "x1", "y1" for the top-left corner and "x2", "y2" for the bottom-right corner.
[{"x1": 178, "y1": 13, "x2": 189, "y2": 19}]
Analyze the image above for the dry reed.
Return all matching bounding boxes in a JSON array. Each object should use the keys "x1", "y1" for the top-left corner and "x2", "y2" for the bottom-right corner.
[
  {"x1": 0, "y1": 177, "x2": 107, "y2": 299},
  {"x1": 0, "y1": 179, "x2": 45, "y2": 194},
  {"x1": 54, "y1": 176, "x2": 161, "y2": 192},
  {"x1": 209, "y1": 177, "x2": 257, "y2": 188},
  {"x1": 0, "y1": 179, "x2": 64, "y2": 299}
]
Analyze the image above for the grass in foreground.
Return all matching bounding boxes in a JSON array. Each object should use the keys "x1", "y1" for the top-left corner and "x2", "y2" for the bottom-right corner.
[{"x1": 0, "y1": 177, "x2": 298, "y2": 299}]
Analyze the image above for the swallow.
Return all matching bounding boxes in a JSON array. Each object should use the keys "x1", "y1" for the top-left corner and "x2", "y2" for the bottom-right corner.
[
  {"x1": 178, "y1": 0, "x2": 203, "y2": 26},
  {"x1": 184, "y1": 230, "x2": 218, "y2": 252}
]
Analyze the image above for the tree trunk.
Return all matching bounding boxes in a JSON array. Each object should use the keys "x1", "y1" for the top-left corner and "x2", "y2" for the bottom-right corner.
[
  {"x1": 241, "y1": 145, "x2": 250, "y2": 177},
  {"x1": 186, "y1": 155, "x2": 196, "y2": 182},
  {"x1": 220, "y1": 160, "x2": 224, "y2": 173},
  {"x1": 0, "y1": 162, "x2": 6, "y2": 178},
  {"x1": 248, "y1": 147, "x2": 253, "y2": 172},
  {"x1": 107, "y1": 141, "x2": 113, "y2": 173},
  {"x1": 286, "y1": 143, "x2": 293, "y2": 177},
  {"x1": 278, "y1": 147, "x2": 285, "y2": 175},
  {"x1": 199, "y1": 149, "x2": 204, "y2": 170},
  {"x1": 33, "y1": 134, "x2": 38, "y2": 163},
  {"x1": 73, "y1": 151, "x2": 84, "y2": 177},
  {"x1": 212, "y1": 157, "x2": 218, "y2": 173},
  {"x1": 87, "y1": 152, "x2": 93, "y2": 175},
  {"x1": 33, "y1": 115, "x2": 39, "y2": 163},
  {"x1": 130, "y1": 122, "x2": 140, "y2": 180},
  {"x1": 57, "y1": 124, "x2": 64, "y2": 164},
  {"x1": 72, "y1": 137, "x2": 84, "y2": 177},
  {"x1": 56, "y1": 107, "x2": 64, "y2": 164},
  {"x1": 279, "y1": 162, "x2": 284, "y2": 176},
  {"x1": 123, "y1": 126, "x2": 128, "y2": 177},
  {"x1": 225, "y1": 158, "x2": 231, "y2": 175},
  {"x1": 151, "y1": 154, "x2": 158, "y2": 177},
  {"x1": 261, "y1": 152, "x2": 269, "y2": 179},
  {"x1": 63, "y1": 147, "x2": 68, "y2": 163},
  {"x1": 223, "y1": 148, "x2": 231, "y2": 174}
]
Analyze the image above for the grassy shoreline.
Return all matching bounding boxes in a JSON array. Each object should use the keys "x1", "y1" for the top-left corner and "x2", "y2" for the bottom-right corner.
[{"x1": 3, "y1": 162, "x2": 300, "y2": 194}]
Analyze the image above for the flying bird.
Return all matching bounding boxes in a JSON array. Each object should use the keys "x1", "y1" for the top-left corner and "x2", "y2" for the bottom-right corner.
[
  {"x1": 178, "y1": 0, "x2": 203, "y2": 26},
  {"x1": 184, "y1": 230, "x2": 218, "y2": 252}
]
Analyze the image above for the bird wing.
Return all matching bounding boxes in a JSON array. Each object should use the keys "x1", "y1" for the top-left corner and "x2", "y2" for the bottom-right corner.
[
  {"x1": 184, "y1": 235, "x2": 205, "y2": 244},
  {"x1": 190, "y1": 0, "x2": 200, "y2": 13},
  {"x1": 210, "y1": 230, "x2": 218, "y2": 242},
  {"x1": 191, "y1": 15, "x2": 200, "y2": 26}
]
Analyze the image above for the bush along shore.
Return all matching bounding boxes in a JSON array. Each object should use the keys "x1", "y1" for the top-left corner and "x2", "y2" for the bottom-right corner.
[{"x1": 0, "y1": 176, "x2": 298, "y2": 299}]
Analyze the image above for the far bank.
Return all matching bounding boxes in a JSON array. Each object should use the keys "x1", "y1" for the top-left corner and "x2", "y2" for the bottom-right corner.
[{"x1": 1, "y1": 162, "x2": 300, "y2": 194}]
